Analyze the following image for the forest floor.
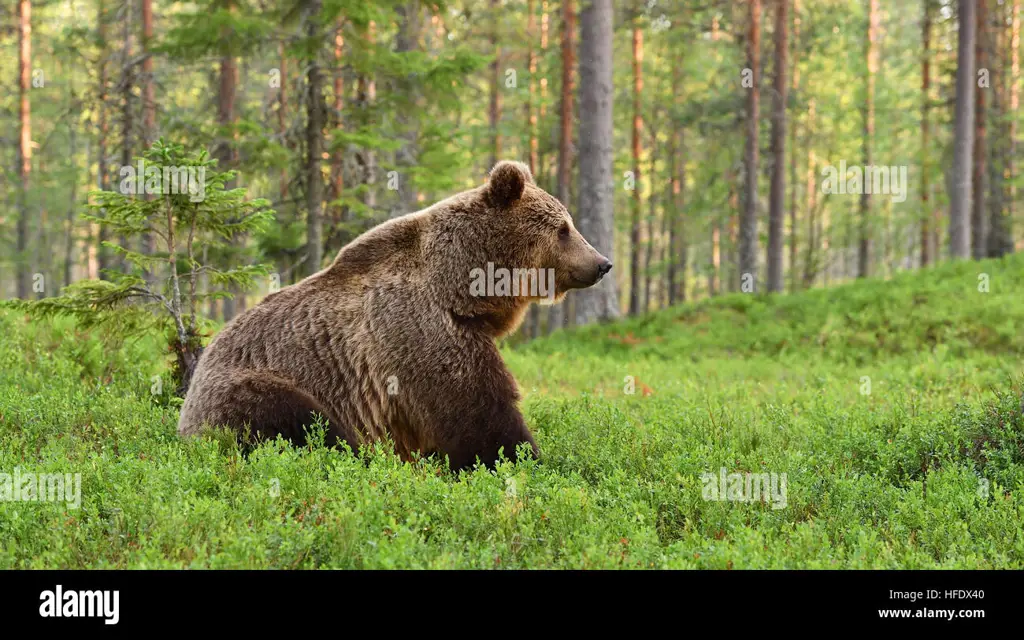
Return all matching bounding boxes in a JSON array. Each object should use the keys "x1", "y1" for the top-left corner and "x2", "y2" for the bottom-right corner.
[{"x1": 1, "y1": 254, "x2": 1023, "y2": 568}]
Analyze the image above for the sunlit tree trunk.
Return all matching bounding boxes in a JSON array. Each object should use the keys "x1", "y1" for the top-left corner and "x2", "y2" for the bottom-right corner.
[
  {"x1": 767, "y1": 0, "x2": 788, "y2": 292},
  {"x1": 574, "y1": 0, "x2": 618, "y2": 325},
  {"x1": 303, "y1": 0, "x2": 326, "y2": 278},
  {"x1": 629, "y1": 2, "x2": 643, "y2": 314},
  {"x1": 921, "y1": 0, "x2": 933, "y2": 266},
  {"x1": 971, "y1": 0, "x2": 988, "y2": 259},
  {"x1": 859, "y1": 0, "x2": 878, "y2": 278},
  {"x1": 740, "y1": 0, "x2": 761, "y2": 290},
  {"x1": 16, "y1": 0, "x2": 32, "y2": 298},
  {"x1": 950, "y1": 0, "x2": 976, "y2": 259}
]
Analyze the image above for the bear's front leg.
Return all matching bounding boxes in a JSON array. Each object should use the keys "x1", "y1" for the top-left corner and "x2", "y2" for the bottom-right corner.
[{"x1": 438, "y1": 401, "x2": 538, "y2": 472}]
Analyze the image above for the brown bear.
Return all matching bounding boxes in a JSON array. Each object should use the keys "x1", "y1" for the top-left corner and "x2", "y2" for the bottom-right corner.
[{"x1": 177, "y1": 161, "x2": 612, "y2": 470}]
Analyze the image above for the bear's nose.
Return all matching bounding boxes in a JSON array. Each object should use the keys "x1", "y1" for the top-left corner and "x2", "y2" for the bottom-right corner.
[{"x1": 597, "y1": 260, "x2": 613, "y2": 277}]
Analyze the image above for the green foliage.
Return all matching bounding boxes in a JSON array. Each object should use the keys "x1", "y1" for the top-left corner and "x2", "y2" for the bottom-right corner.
[
  {"x1": 3, "y1": 141, "x2": 273, "y2": 393},
  {"x1": 1, "y1": 255, "x2": 1022, "y2": 568}
]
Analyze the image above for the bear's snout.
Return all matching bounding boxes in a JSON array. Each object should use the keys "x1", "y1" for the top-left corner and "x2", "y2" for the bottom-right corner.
[{"x1": 572, "y1": 254, "x2": 611, "y2": 289}]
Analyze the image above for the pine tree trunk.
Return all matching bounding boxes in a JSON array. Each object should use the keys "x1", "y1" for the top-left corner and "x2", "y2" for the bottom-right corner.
[
  {"x1": 217, "y1": 2, "x2": 239, "y2": 317},
  {"x1": 710, "y1": 218, "x2": 720, "y2": 296},
  {"x1": 950, "y1": 0, "x2": 976, "y2": 259},
  {"x1": 677, "y1": 128, "x2": 688, "y2": 302},
  {"x1": 987, "y1": 2, "x2": 1008, "y2": 257},
  {"x1": 971, "y1": 0, "x2": 988, "y2": 259},
  {"x1": 548, "y1": 0, "x2": 574, "y2": 332},
  {"x1": 740, "y1": 0, "x2": 761, "y2": 290},
  {"x1": 279, "y1": 42, "x2": 289, "y2": 202},
  {"x1": 97, "y1": 0, "x2": 111, "y2": 280},
  {"x1": 803, "y1": 99, "x2": 817, "y2": 288},
  {"x1": 120, "y1": 0, "x2": 135, "y2": 276},
  {"x1": 330, "y1": 19, "x2": 345, "y2": 240},
  {"x1": 140, "y1": 0, "x2": 156, "y2": 268},
  {"x1": 629, "y1": 4, "x2": 643, "y2": 315},
  {"x1": 16, "y1": 0, "x2": 32, "y2": 298},
  {"x1": 1009, "y1": 0, "x2": 1021, "y2": 252},
  {"x1": 921, "y1": 0, "x2": 933, "y2": 266},
  {"x1": 643, "y1": 120, "x2": 657, "y2": 313},
  {"x1": 527, "y1": 0, "x2": 539, "y2": 177},
  {"x1": 64, "y1": 101, "x2": 78, "y2": 289},
  {"x1": 667, "y1": 58, "x2": 680, "y2": 306},
  {"x1": 141, "y1": 0, "x2": 155, "y2": 141},
  {"x1": 303, "y1": 0, "x2": 325, "y2": 278},
  {"x1": 574, "y1": 0, "x2": 618, "y2": 325},
  {"x1": 357, "y1": 21, "x2": 377, "y2": 211},
  {"x1": 859, "y1": 0, "x2": 878, "y2": 278},
  {"x1": 788, "y1": 0, "x2": 800, "y2": 292},
  {"x1": 767, "y1": 0, "x2": 788, "y2": 292},
  {"x1": 489, "y1": 0, "x2": 502, "y2": 169},
  {"x1": 394, "y1": 1, "x2": 421, "y2": 218}
]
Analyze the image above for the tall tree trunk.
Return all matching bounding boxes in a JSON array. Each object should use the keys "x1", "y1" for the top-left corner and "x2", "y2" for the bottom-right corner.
[
  {"x1": 527, "y1": 0, "x2": 539, "y2": 177},
  {"x1": 549, "y1": 0, "x2": 574, "y2": 331},
  {"x1": 767, "y1": 0, "x2": 788, "y2": 292},
  {"x1": 629, "y1": 4, "x2": 643, "y2": 315},
  {"x1": 859, "y1": 0, "x2": 878, "y2": 278},
  {"x1": 303, "y1": 0, "x2": 326, "y2": 278},
  {"x1": 142, "y1": 0, "x2": 155, "y2": 142},
  {"x1": 729, "y1": 182, "x2": 740, "y2": 291},
  {"x1": 788, "y1": 0, "x2": 800, "y2": 291},
  {"x1": 921, "y1": 0, "x2": 933, "y2": 266},
  {"x1": 1009, "y1": 0, "x2": 1021, "y2": 252},
  {"x1": 668, "y1": 58, "x2": 682, "y2": 305},
  {"x1": 119, "y1": 0, "x2": 135, "y2": 275},
  {"x1": 950, "y1": 0, "x2": 976, "y2": 259},
  {"x1": 528, "y1": 0, "x2": 551, "y2": 338},
  {"x1": 802, "y1": 100, "x2": 817, "y2": 287},
  {"x1": 489, "y1": 0, "x2": 502, "y2": 169},
  {"x1": 141, "y1": 0, "x2": 156, "y2": 278},
  {"x1": 739, "y1": 0, "x2": 761, "y2": 290},
  {"x1": 279, "y1": 42, "x2": 289, "y2": 201},
  {"x1": 217, "y1": 1, "x2": 239, "y2": 317},
  {"x1": 97, "y1": 0, "x2": 111, "y2": 279},
  {"x1": 972, "y1": 0, "x2": 988, "y2": 259},
  {"x1": 643, "y1": 119, "x2": 657, "y2": 312},
  {"x1": 520, "y1": 0, "x2": 538, "y2": 338},
  {"x1": 676, "y1": 128, "x2": 688, "y2": 302},
  {"x1": 393, "y1": 1, "x2": 421, "y2": 218},
  {"x1": 574, "y1": 0, "x2": 618, "y2": 325},
  {"x1": 357, "y1": 21, "x2": 377, "y2": 210},
  {"x1": 330, "y1": 20, "x2": 345, "y2": 243},
  {"x1": 710, "y1": 220, "x2": 720, "y2": 296},
  {"x1": 988, "y1": 2, "x2": 1009, "y2": 257},
  {"x1": 16, "y1": 0, "x2": 32, "y2": 298},
  {"x1": 64, "y1": 94, "x2": 79, "y2": 289}
]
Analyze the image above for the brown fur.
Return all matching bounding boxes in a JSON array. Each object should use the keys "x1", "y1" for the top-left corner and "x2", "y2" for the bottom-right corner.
[{"x1": 177, "y1": 161, "x2": 611, "y2": 470}]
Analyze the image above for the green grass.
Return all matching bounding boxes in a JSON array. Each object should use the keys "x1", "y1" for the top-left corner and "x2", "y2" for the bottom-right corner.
[{"x1": 1, "y1": 255, "x2": 1023, "y2": 568}]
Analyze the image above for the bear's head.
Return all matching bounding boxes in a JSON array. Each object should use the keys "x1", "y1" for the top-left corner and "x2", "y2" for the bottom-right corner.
[{"x1": 445, "y1": 160, "x2": 612, "y2": 336}]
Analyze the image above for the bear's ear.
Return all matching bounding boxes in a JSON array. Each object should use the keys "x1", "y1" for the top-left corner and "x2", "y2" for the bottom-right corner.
[{"x1": 486, "y1": 161, "x2": 534, "y2": 207}]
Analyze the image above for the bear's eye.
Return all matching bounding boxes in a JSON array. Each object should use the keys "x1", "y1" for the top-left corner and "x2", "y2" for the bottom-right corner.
[{"x1": 558, "y1": 223, "x2": 570, "y2": 240}]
